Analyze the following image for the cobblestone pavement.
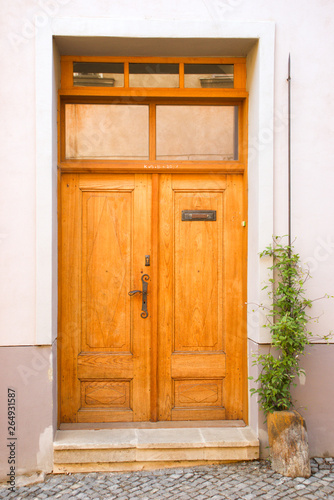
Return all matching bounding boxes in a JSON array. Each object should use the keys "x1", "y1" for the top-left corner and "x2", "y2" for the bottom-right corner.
[{"x1": 1, "y1": 458, "x2": 334, "y2": 500}]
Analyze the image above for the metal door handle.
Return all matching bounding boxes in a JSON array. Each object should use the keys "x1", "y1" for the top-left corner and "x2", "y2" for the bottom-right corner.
[{"x1": 128, "y1": 274, "x2": 149, "y2": 318}]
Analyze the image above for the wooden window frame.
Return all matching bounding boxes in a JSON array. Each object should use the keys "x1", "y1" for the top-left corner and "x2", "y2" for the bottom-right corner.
[
  {"x1": 59, "y1": 56, "x2": 248, "y2": 174},
  {"x1": 58, "y1": 56, "x2": 249, "y2": 425}
]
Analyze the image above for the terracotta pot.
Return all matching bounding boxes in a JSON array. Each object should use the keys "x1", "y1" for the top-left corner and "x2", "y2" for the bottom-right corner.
[{"x1": 267, "y1": 410, "x2": 311, "y2": 478}]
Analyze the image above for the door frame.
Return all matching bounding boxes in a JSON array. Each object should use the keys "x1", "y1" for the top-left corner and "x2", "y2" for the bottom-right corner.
[{"x1": 58, "y1": 56, "x2": 249, "y2": 426}]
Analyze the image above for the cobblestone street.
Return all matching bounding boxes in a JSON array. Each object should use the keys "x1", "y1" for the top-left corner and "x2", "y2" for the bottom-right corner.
[{"x1": 1, "y1": 458, "x2": 334, "y2": 500}]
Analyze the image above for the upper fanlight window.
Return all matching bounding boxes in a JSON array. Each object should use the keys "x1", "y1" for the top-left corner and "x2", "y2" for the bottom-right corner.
[
  {"x1": 72, "y1": 61, "x2": 235, "y2": 89},
  {"x1": 73, "y1": 62, "x2": 124, "y2": 87}
]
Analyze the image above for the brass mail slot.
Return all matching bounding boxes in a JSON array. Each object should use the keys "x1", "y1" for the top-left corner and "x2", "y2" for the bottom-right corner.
[{"x1": 182, "y1": 210, "x2": 216, "y2": 221}]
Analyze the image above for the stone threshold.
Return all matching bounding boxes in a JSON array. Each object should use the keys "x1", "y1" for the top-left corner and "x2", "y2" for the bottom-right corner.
[
  {"x1": 59, "y1": 419, "x2": 246, "y2": 430},
  {"x1": 54, "y1": 426, "x2": 259, "y2": 473}
]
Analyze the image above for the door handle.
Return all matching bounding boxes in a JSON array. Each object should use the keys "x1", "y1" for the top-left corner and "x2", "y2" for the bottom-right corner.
[{"x1": 128, "y1": 274, "x2": 150, "y2": 318}]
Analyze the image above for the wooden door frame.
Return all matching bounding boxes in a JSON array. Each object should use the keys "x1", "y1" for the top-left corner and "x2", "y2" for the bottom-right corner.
[{"x1": 58, "y1": 56, "x2": 248, "y2": 426}]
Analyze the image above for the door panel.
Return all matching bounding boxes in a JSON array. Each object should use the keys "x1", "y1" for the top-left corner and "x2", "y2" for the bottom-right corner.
[
  {"x1": 173, "y1": 190, "x2": 223, "y2": 351},
  {"x1": 59, "y1": 174, "x2": 151, "y2": 423},
  {"x1": 158, "y1": 174, "x2": 245, "y2": 421},
  {"x1": 82, "y1": 191, "x2": 132, "y2": 351},
  {"x1": 59, "y1": 173, "x2": 246, "y2": 423}
]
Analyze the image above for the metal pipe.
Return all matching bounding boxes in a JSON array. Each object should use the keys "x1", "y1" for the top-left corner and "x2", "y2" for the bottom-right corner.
[{"x1": 288, "y1": 54, "x2": 292, "y2": 250}]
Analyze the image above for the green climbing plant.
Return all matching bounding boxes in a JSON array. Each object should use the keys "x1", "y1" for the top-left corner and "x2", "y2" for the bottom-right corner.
[{"x1": 249, "y1": 237, "x2": 330, "y2": 415}]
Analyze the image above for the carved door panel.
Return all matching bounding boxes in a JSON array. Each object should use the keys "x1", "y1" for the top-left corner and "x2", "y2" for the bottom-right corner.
[
  {"x1": 60, "y1": 172, "x2": 245, "y2": 423},
  {"x1": 158, "y1": 174, "x2": 245, "y2": 421},
  {"x1": 59, "y1": 174, "x2": 151, "y2": 423}
]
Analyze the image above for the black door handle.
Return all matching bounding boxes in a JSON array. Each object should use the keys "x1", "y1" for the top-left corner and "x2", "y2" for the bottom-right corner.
[{"x1": 128, "y1": 274, "x2": 149, "y2": 318}]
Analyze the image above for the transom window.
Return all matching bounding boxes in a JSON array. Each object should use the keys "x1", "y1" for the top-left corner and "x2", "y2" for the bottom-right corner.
[
  {"x1": 72, "y1": 61, "x2": 234, "y2": 89},
  {"x1": 59, "y1": 56, "x2": 247, "y2": 171},
  {"x1": 65, "y1": 103, "x2": 238, "y2": 161}
]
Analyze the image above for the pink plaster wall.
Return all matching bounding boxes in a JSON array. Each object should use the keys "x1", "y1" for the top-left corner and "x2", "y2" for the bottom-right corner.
[{"x1": 0, "y1": 347, "x2": 53, "y2": 480}]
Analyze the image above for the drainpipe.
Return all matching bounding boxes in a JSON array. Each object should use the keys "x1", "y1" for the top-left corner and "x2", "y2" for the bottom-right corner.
[{"x1": 288, "y1": 54, "x2": 292, "y2": 251}]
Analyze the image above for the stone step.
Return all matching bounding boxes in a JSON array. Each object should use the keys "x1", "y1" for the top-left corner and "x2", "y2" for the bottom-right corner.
[{"x1": 54, "y1": 426, "x2": 259, "y2": 473}]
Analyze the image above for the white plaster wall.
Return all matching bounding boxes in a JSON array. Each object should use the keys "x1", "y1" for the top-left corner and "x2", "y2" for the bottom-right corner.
[
  {"x1": 0, "y1": 2, "x2": 37, "y2": 345},
  {"x1": 1, "y1": 0, "x2": 333, "y2": 347}
]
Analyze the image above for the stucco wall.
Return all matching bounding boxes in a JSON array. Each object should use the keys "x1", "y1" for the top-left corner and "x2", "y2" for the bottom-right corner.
[
  {"x1": 1, "y1": 0, "x2": 333, "y2": 340},
  {"x1": 1, "y1": 0, "x2": 334, "y2": 475},
  {"x1": 0, "y1": 347, "x2": 53, "y2": 481}
]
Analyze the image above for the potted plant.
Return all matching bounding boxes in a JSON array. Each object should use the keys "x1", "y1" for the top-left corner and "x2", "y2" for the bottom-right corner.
[{"x1": 250, "y1": 237, "x2": 330, "y2": 477}]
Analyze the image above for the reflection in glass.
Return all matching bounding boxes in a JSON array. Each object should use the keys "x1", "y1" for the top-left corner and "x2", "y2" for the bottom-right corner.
[
  {"x1": 156, "y1": 105, "x2": 238, "y2": 161},
  {"x1": 65, "y1": 104, "x2": 149, "y2": 160},
  {"x1": 129, "y1": 63, "x2": 179, "y2": 87},
  {"x1": 184, "y1": 64, "x2": 234, "y2": 88},
  {"x1": 73, "y1": 62, "x2": 124, "y2": 87}
]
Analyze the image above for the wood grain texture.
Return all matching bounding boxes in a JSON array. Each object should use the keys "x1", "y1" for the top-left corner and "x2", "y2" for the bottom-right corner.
[
  {"x1": 57, "y1": 164, "x2": 62, "y2": 425},
  {"x1": 173, "y1": 190, "x2": 223, "y2": 351},
  {"x1": 60, "y1": 59, "x2": 73, "y2": 88},
  {"x1": 158, "y1": 174, "x2": 236, "y2": 422},
  {"x1": 60, "y1": 173, "x2": 246, "y2": 423},
  {"x1": 77, "y1": 409, "x2": 133, "y2": 423},
  {"x1": 179, "y1": 63, "x2": 185, "y2": 88},
  {"x1": 77, "y1": 354, "x2": 133, "y2": 379},
  {"x1": 82, "y1": 191, "x2": 131, "y2": 351},
  {"x1": 62, "y1": 55, "x2": 246, "y2": 64},
  {"x1": 150, "y1": 174, "x2": 159, "y2": 421},
  {"x1": 174, "y1": 380, "x2": 223, "y2": 407},
  {"x1": 241, "y1": 98, "x2": 249, "y2": 424},
  {"x1": 59, "y1": 174, "x2": 81, "y2": 422},
  {"x1": 78, "y1": 174, "x2": 135, "y2": 190},
  {"x1": 171, "y1": 354, "x2": 226, "y2": 378},
  {"x1": 60, "y1": 174, "x2": 151, "y2": 423},
  {"x1": 81, "y1": 381, "x2": 131, "y2": 408},
  {"x1": 223, "y1": 175, "x2": 246, "y2": 420},
  {"x1": 131, "y1": 174, "x2": 152, "y2": 421},
  {"x1": 234, "y1": 63, "x2": 247, "y2": 90},
  {"x1": 157, "y1": 174, "x2": 174, "y2": 421},
  {"x1": 60, "y1": 160, "x2": 245, "y2": 174},
  {"x1": 171, "y1": 409, "x2": 226, "y2": 421},
  {"x1": 59, "y1": 87, "x2": 248, "y2": 98},
  {"x1": 124, "y1": 61, "x2": 129, "y2": 88}
]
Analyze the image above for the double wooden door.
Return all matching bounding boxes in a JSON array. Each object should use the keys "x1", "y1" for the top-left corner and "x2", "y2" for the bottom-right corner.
[{"x1": 59, "y1": 173, "x2": 246, "y2": 423}]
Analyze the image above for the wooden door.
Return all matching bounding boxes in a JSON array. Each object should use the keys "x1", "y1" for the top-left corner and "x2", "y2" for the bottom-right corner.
[
  {"x1": 158, "y1": 174, "x2": 245, "y2": 421},
  {"x1": 59, "y1": 172, "x2": 246, "y2": 423},
  {"x1": 59, "y1": 174, "x2": 152, "y2": 423}
]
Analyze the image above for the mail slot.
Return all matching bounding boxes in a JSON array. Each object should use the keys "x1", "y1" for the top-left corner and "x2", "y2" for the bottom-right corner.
[{"x1": 182, "y1": 210, "x2": 216, "y2": 221}]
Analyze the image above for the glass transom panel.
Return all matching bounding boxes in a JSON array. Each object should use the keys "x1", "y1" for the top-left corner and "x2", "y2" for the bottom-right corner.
[
  {"x1": 129, "y1": 63, "x2": 179, "y2": 88},
  {"x1": 73, "y1": 62, "x2": 124, "y2": 87},
  {"x1": 156, "y1": 105, "x2": 238, "y2": 161},
  {"x1": 65, "y1": 104, "x2": 149, "y2": 160},
  {"x1": 184, "y1": 64, "x2": 234, "y2": 88}
]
